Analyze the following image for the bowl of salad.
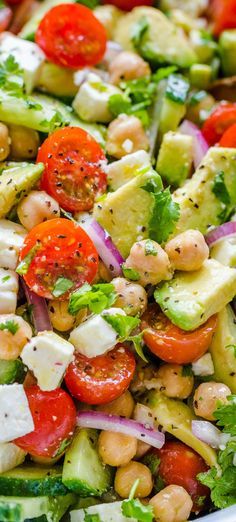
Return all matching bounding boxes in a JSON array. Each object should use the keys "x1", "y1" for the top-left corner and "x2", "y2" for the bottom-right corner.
[{"x1": 0, "y1": 0, "x2": 235, "y2": 521}]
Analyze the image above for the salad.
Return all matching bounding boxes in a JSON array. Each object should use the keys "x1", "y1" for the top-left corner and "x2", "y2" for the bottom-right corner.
[{"x1": 0, "y1": 0, "x2": 235, "y2": 521}]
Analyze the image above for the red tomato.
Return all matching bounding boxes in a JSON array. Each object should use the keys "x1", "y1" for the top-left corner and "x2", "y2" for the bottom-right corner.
[
  {"x1": 19, "y1": 218, "x2": 98, "y2": 299},
  {"x1": 65, "y1": 346, "x2": 136, "y2": 405},
  {"x1": 37, "y1": 127, "x2": 107, "y2": 213},
  {"x1": 14, "y1": 386, "x2": 76, "y2": 458},
  {"x1": 0, "y1": 6, "x2": 12, "y2": 31},
  {"x1": 148, "y1": 441, "x2": 210, "y2": 512},
  {"x1": 202, "y1": 102, "x2": 236, "y2": 145},
  {"x1": 212, "y1": 0, "x2": 236, "y2": 36},
  {"x1": 102, "y1": 0, "x2": 154, "y2": 10},
  {"x1": 219, "y1": 122, "x2": 236, "y2": 147},
  {"x1": 35, "y1": 3, "x2": 107, "y2": 68},
  {"x1": 141, "y1": 304, "x2": 217, "y2": 364}
]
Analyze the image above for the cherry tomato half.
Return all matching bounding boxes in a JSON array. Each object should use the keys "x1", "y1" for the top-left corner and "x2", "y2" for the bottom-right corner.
[
  {"x1": 14, "y1": 386, "x2": 76, "y2": 458},
  {"x1": 37, "y1": 127, "x2": 107, "y2": 213},
  {"x1": 219, "y1": 122, "x2": 236, "y2": 147},
  {"x1": 202, "y1": 102, "x2": 236, "y2": 145},
  {"x1": 102, "y1": 0, "x2": 154, "y2": 10},
  {"x1": 141, "y1": 304, "x2": 218, "y2": 364},
  {"x1": 65, "y1": 345, "x2": 136, "y2": 405},
  {"x1": 36, "y1": 3, "x2": 107, "y2": 68},
  {"x1": 147, "y1": 441, "x2": 210, "y2": 512},
  {"x1": 19, "y1": 218, "x2": 98, "y2": 299},
  {"x1": 0, "y1": 6, "x2": 12, "y2": 30},
  {"x1": 212, "y1": 0, "x2": 236, "y2": 36}
]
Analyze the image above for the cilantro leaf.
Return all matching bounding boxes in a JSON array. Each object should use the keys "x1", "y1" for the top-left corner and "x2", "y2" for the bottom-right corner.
[
  {"x1": 16, "y1": 243, "x2": 41, "y2": 275},
  {"x1": 0, "y1": 320, "x2": 19, "y2": 335},
  {"x1": 213, "y1": 395, "x2": 236, "y2": 436},
  {"x1": 69, "y1": 283, "x2": 117, "y2": 315},
  {"x1": 109, "y1": 94, "x2": 132, "y2": 118},
  {"x1": 182, "y1": 365, "x2": 193, "y2": 377},
  {"x1": 84, "y1": 513, "x2": 101, "y2": 522},
  {"x1": 145, "y1": 239, "x2": 158, "y2": 256},
  {"x1": 122, "y1": 265, "x2": 140, "y2": 281},
  {"x1": 212, "y1": 171, "x2": 231, "y2": 206},
  {"x1": 52, "y1": 277, "x2": 74, "y2": 298},
  {"x1": 102, "y1": 313, "x2": 140, "y2": 341},
  {"x1": 78, "y1": 0, "x2": 100, "y2": 8},
  {"x1": 122, "y1": 498, "x2": 154, "y2": 522},
  {"x1": 152, "y1": 66, "x2": 177, "y2": 83},
  {"x1": 130, "y1": 333, "x2": 149, "y2": 362},
  {"x1": 142, "y1": 186, "x2": 180, "y2": 244}
]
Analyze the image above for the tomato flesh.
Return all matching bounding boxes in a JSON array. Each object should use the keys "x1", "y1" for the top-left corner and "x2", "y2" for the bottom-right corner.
[
  {"x1": 102, "y1": 0, "x2": 154, "y2": 10},
  {"x1": 141, "y1": 304, "x2": 217, "y2": 364},
  {"x1": 14, "y1": 386, "x2": 76, "y2": 458},
  {"x1": 212, "y1": 0, "x2": 236, "y2": 36},
  {"x1": 36, "y1": 3, "x2": 107, "y2": 68},
  {"x1": 0, "y1": 6, "x2": 12, "y2": 30},
  {"x1": 219, "y1": 122, "x2": 236, "y2": 147},
  {"x1": 19, "y1": 218, "x2": 98, "y2": 299},
  {"x1": 202, "y1": 102, "x2": 236, "y2": 145},
  {"x1": 65, "y1": 345, "x2": 136, "y2": 405}
]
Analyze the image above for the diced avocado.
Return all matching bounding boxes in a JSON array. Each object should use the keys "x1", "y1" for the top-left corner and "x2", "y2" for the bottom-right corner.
[
  {"x1": 0, "y1": 465, "x2": 68, "y2": 497},
  {"x1": 155, "y1": 259, "x2": 236, "y2": 331},
  {"x1": 93, "y1": 168, "x2": 163, "y2": 258},
  {"x1": 159, "y1": 74, "x2": 189, "y2": 135},
  {"x1": 0, "y1": 162, "x2": 43, "y2": 218},
  {"x1": 94, "y1": 5, "x2": 123, "y2": 40},
  {"x1": 210, "y1": 305, "x2": 236, "y2": 393},
  {"x1": 160, "y1": 0, "x2": 208, "y2": 18},
  {"x1": 62, "y1": 429, "x2": 112, "y2": 496},
  {"x1": 19, "y1": 0, "x2": 75, "y2": 41},
  {"x1": 71, "y1": 501, "x2": 136, "y2": 522},
  {"x1": 210, "y1": 236, "x2": 236, "y2": 267},
  {"x1": 172, "y1": 147, "x2": 236, "y2": 236},
  {"x1": 0, "y1": 493, "x2": 76, "y2": 522},
  {"x1": 0, "y1": 359, "x2": 26, "y2": 385},
  {"x1": 219, "y1": 30, "x2": 236, "y2": 77},
  {"x1": 107, "y1": 150, "x2": 151, "y2": 191},
  {"x1": 114, "y1": 7, "x2": 197, "y2": 68},
  {"x1": 37, "y1": 62, "x2": 78, "y2": 99},
  {"x1": 189, "y1": 30, "x2": 217, "y2": 64},
  {"x1": 156, "y1": 132, "x2": 193, "y2": 187},
  {"x1": 146, "y1": 391, "x2": 217, "y2": 467},
  {"x1": 189, "y1": 64, "x2": 212, "y2": 90}
]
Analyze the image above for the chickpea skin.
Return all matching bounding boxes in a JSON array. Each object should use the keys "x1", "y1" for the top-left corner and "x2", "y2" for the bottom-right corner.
[
  {"x1": 115, "y1": 461, "x2": 153, "y2": 498},
  {"x1": 156, "y1": 364, "x2": 194, "y2": 399},
  {"x1": 124, "y1": 239, "x2": 172, "y2": 287},
  {"x1": 9, "y1": 125, "x2": 40, "y2": 160},
  {"x1": 149, "y1": 485, "x2": 193, "y2": 522},
  {"x1": 97, "y1": 390, "x2": 134, "y2": 417},
  {"x1": 98, "y1": 431, "x2": 137, "y2": 467},
  {"x1": 0, "y1": 314, "x2": 32, "y2": 360},
  {"x1": 112, "y1": 277, "x2": 147, "y2": 316},
  {"x1": 0, "y1": 122, "x2": 10, "y2": 161},
  {"x1": 48, "y1": 300, "x2": 77, "y2": 332},
  {"x1": 165, "y1": 230, "x2": 209, "y2": 272},
  {"x1": 17, "y1": 191, "x2": 60, "y2": 231},
  {"x1": 106, "y1": 114, "x2": 149, "y2": 159},
  {"x1": 109, "y1": 51, "x2": 151, "y2": 85},
  {"x1": 193, "y1": 382, "x2": 231, "y2": 420}
]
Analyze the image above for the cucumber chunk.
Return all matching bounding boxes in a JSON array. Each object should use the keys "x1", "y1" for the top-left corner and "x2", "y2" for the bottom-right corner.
[
  {"x1": 0, "y1": 494, "x2": 76, "y2": 522},
  {"x1": 0, "y1": 359, "x2": 26, "y2": 385},
  {"x1": 0, "y1": 465, "x2": 68, "y2": 497}
]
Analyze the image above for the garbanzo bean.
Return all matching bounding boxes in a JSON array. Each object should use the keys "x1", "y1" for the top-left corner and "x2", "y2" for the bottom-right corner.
[
  {"x1": 165, "y1": 230, "x2": 209, "y2": 272},
  {"x1": 97, "y1": 390, "x2": 134, "y2": 417},
  {"x1": 0, "y1": 314, "x2": 32, "y2": 360},
  {"x1": 109, "y1": 51, "x2": 151, "y2": 85},
  {"x1": 156, "y1": 364, "x2": 194, "y2": 399},
  {"x1": 112, "y1": 277, "x2": 147, "y2": 316},
  {"x1": 0, "y1": 122, "x2": 10, "y2": 161},
  {"x1": 149, "y1": 485, "x2": 193, "y2": 522},
  {"x1": 17, "y1": 191, "x2": 60, "y2": 231},
  {"x1": 106, "y1": 115, "x2": 149, "y2": 159},
  {"x1": 9, "y1": 124, "x2": 40, "y2": 160},
  {"x1": 114, "y1": 461, "x2": 153, "y2": 498},
  {"x1": 124, "y1": 239, "x2": 172, "y2": 287},
  {"x1": 193, "y1": 381, "x2": 231, "y2": 420},
  {"x1": 98, "y1": 431, "x2": 137, "y2": 467}
]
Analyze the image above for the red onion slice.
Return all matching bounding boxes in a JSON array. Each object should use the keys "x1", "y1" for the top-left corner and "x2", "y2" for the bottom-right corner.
[
  {"x1": 22, "y1": 279, "x2": 52, "y2": 333},
  {"x1": 81, "y1": 218, "x2": 124, "y2": 277},
  {"x1": 77, "y1": 410, "x2": 165, "y2": 449},
  {"x1": 179, "y1": 120, "x2": 209, "y2": 169},
  {"x1": 205, "y1": 221, "x2": 236, "y2": 246},
  {"x1": 192, "y1": 420, "x2": 229, "y2": 449}
]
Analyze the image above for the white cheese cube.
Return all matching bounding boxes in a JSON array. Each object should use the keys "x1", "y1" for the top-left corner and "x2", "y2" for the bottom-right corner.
[
  {"x1": 0, "y1": 268, "x2": 18, "y2": 314},
  {"x1": 0, "y1": 32, "x2": 45, "y2": 94},
  {"x1": 0, "y1": 384, "x2": 34, "y2": 442},
  {"x1": 107, "y1": 150, "x2": 151, "y2": 190},
  {"x1": 192, "y1": 353, "x2": 214, "y2": 376},
  {"x1": 0, "y1": 442, "x2": 26, "y2": 473},
  {"x1": 71, "y1": 501, "x2": 137, "y2": 522},
  {"x1": 21, "y1": 331, "x2": 74, "y2": 391},
  {"x1": 0, "y1": 219, "x2": 26, "y2": 270},
  {"x1": 73, "y1": 73, "x2": 122, "y2": 123}
]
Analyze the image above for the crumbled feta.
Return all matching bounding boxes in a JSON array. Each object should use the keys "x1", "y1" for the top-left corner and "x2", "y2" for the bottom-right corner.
[{"x1": 0, "y1": 384, "x2": 34, "y2": 442}]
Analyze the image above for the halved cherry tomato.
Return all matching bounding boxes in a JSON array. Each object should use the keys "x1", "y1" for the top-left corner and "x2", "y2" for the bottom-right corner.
[
  {"x1": 35, "y1": 4, "x2": 107, "y2": 68},
  {"x1": 19, "y1": 218, "x2": 98, "y2": 299},
  {"x1": 147, "y1": 442, "x2": 209, "y2": 512},
  {"x1": 0, "y1": 6, "x2": 12, "y2": 31},
  {"x1": 141, "y1": 303, "x2": 217, "y2": 364},
  {"x1": 202, "y1": 102, "x2": 236, "y2": 145},
  {"x1": 14, "y1": 386, "x2": 76, "y2": 458},
  {"x1": 102, "y1": 0, "x2": 153, "y2": 10},
  {"x1": 65, "y1": 345, "x2": 136, "y2": 405},
  {"x1": 211, "y1": 0, "x2": 236, "y2": 36},
  {"x1": 37, "y1": 127, "x2": 107, "y2": 213},
  {"x1": 219, "y1": 122, "x2": 236, "y2": 147}
]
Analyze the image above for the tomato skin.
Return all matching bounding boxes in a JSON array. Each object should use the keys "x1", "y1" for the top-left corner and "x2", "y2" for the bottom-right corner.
[
  {"x1": 202, "y1": 102, "x2": 236, "y2": 145},
  {"x1": 19, "y1": 218, "x2": 98, "y2": 299},
  {"x1": 141, "y1": 304, "x2": 217, "y2": 364},
  {"x1": 102, "y1": 0, "x2": 154, "y2": 10},
  {"x1": 219, "y1": 122, "x2": 236, "y2": 147},
  {"x1": 65, "y1": 346, "x2": 136, "y2": 405},
  {"x1": 36, "y1": 4, "x2": 107, "y2": 69},
  {"x1": 14, "y1": 386, "x2": 76, "y2": 458},
  {"x1": 148, "y1": 441, "x2": 210, "y2": 512},
  {"x1": 212, "y1": 0, "x2": 236, "y2": 36},
  {"x1": 0, "y1": 6, "x2": 12, "y2": 30},
  {"x1": 37, "y1": 127, "x2": 107, "y2": 213}
]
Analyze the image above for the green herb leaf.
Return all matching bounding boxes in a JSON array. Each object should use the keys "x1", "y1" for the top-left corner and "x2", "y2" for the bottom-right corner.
[
  {"x1": 1, "y1": 275, "x2": 10, "y2": 283},
  {"x1": 145, "y1": 239, "x2": 158, "y2": 256},
  {"x1": 152, "y1": 66, "x2": 177, "y2": 83},
  {"x1": 122, "y1": 265, "x2": 140, "y2": 281},
  {"x1": 109, "y1": 94, "x2": 132, "y2": 118},
  {"x1": 182, "y1": 365, "x2": 193, "y2": 377},
  {"x1": 0, "y1": 320, "x2": 19, "y2": 335},
  {"x1": 212, "y1": 171, "x2": 231, "y2": 206},
  {"x1": 165, "y1": 74, "x2": 190, "y2": 105},
  {"x1": 102, "y1": 313, "x2": 140, "y2": 341},
  {"x1": 132, "y1": 16, "x2": 149, "y2": 50},
  {"x1": 122, "y1": 498, "x2": 154, "y2": 522},
  {"x1": 52, "y1": 277, "x2": 74, "y2": 298},
  {"x1": 213, "y1": 395, "x2": 236, "y2": 436},
  {"x1": 143, "y1": 452, "x2": 160, "y2": 477},
  {"x1": 16, "y1": 243, "x2": 41, "y2": 275},
  {"x1": 69, "y1": 283, "x2": 117, "y2": 315},
  {"x1": 130, "y1": 333, "x2": 149, "y2": 362},
  {"x1": 143, "y1": 186, "x2": 180, "y2": 244},
  {"x1": 84, "y1": 514, "x2": 101, "y2": 522}
]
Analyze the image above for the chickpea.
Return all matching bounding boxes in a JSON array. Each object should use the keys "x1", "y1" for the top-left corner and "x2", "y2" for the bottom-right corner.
[
  {"x1": 124, "y1": 240, "x2": 172, "y2": 287},
  {"x1": 106, "y1": 114, "x2": 149, "y2": 159},
  {"x1": 109, "y1": 52, "x2": 151, "y2": 85},
  {"x1": 112, "y1": 277, "x2": 147, "y2": 316},
  {"x1": 193, "y1": 382, "x2": 230, "y2": 420},
  {"x1": 135, "y1": 440, "x2": 151, "y2": 459},
  {"x1": 149, "y1": 485, "x2": 193, "y2": 522},
  {"x1": 165, "y1": 230, "x2": 209, "y2": 272},
  {"x1": 156, "y1": 364, "x2": 194, "y2": 399},
  {"x1": 98, "y1": 431, "x2": 137, "y2": 467},
  {"x1": 0, "y1": 314, "x2": 32, "y2": 360},
  {"x1": 97, "y1": 390, "x2": 134, "y2": 417},
  {"x1": 0, "y1": 123, "x2": 10, "y2": 161},
  {"x1": 93, "y1": 260, "x2": 113, "y2": 283},
  {"x1": 9, "y1": 125, "x2": 40, "y2": 160},
  {"x1": 48, "y1": 300, "x2": 86, "y2": 332},
  {"x1": 115, "y1": 461, "x2": 153, "y2": 498},
  {"x1": 17, "y1": 191, "x2": 60, "y2": 231}
]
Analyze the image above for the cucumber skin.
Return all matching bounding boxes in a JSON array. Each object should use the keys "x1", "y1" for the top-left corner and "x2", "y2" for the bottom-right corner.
[
  {"x1": 0, "y1": 502, "x2": 21, "y2": 522},
  {"x1": 0, "y1": 477, "x2": 69, "y2": 497},
  {"x1": 62, "y1": 478, "x2": 102, "y2": 497},
  {"x1": 0, "y1": 360, "x2": 26, "y2": 385}
]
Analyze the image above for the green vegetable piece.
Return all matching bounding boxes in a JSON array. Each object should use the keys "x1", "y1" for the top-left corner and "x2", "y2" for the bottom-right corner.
[
  {"x1": 165, "y1": 74, "x2": 190, "y2": 104},
  {"x1": 142, "y1": 186, "x2": 180, "y2": 245},
  {"x1": 0, "y1": 320, "x2": 19, "y2": 335},
  {"x1": 219, "y1": 30, "x2": 236, "y2": 77},
  {"x1": 189, "y1": 64, "x2": 212, "y2": 90},
  {"x1": 0, "y1": 493, "x2": 76, "y2": 522},
  {"x1": 102, "y1": 313, "x2": 140, "y2": 341},
  {"x1": 156, "y1": 131, "x2": 193, "y2": 187},
  {"x1": 0, "y1": 162, "x2": 43, "y2": 218},
  {"x1": 122, "y1": 266, "x2": 140, "y2": 281},
  {"x1": 69, "y1": 283, "x2": 117, "y2": 315},
  {"x1": 213, "y1": 395, "x2": 236, "y2": 436},
  {"x1": 209, "y1": 305, "x2": 236, "y2": 393},
  {"x1": 0, "y1": 465, "x2": 68, "y2": 497},
  {"x1": 52, "y1": 277, "x2": 74, "y2": 298},
  {"x1": 0, "y1": 359, "x2": 26, "y2": 385}
]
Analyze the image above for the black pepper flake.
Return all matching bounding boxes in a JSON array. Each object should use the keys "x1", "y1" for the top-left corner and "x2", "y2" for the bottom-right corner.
[
  {"x1": 194, "y1": 203, "x2": 199, "y2": 209},
  {"x1": 175, "y1": 247, "x2": 181, "y2": 254}
]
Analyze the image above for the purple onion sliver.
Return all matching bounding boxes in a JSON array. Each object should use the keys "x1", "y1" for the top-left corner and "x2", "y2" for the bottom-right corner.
[
  {"x1": 179, "y1": 120, "x2": 209, "y2": 169},
  {"x1": 191, "y1": 420, "x2": 222, "y2": 449},
  {"x1": 22, "y1": 279, "x2": 52, "y2": 333},
  {"x1": 82, "y1": 219, "x2": 124, "y2": 277},
  {"x1": 77, "y1": 410, "x2": 165, "y2": 449},
  {"x1": 205, "y1": 221, "x2": 236, "y2": 246}
]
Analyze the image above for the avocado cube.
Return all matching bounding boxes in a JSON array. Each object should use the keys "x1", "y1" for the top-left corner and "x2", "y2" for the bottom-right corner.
[
  {"x1": 210, "y1": 236, "x2": 236, "y2": 268},
  {"x1": 210, "y1": 305, "x2": 236, "y2": 393},
  {"x1": 219, "y1": 30, "x2": 236, "y2": 76},
  {"x1": 189, "y1": 64, "x2": 212, "y2": 90},
  {"x1": 156, "y1": 132, "x2": 193, "y2": 187},
  {"x1": 0, "y1": 162, "x2": 44, "y2": 218}
]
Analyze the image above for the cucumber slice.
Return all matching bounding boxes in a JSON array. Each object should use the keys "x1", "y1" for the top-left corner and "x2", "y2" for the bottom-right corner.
[
  {"x1": 0, "y1": 360, "x2": 26, "y2": 385},
  {"x1": 0, "y1": 465, "x2": 68, "y2": 497},
  {"x1": 0, "y1": 494, "x2": 76, "y2": 522}
]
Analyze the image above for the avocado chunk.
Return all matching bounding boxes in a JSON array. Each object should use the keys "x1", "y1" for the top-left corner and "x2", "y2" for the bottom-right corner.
[
  {"x1": 0, "y1": 162, "x2": 43, "y2": 218},
  {"x1": 114, "y1": 7, "x2": 197, "y2": 68},
  {"x1": 159, "y1": 74, "x2": 190, "y2": 135},
  {"x1": 0, "y1": 359, "x2": 26, "y2": 385},
  {"x1": 62, "y1": 429, "x2": 112, "y2": 496},
  {"x1": 210, "y1": 236, "x2": 236, "y2": 267},
  {"x1": 146, "y1": 391, "x2": 217, "y2": 467},
  {"x1": 189, "y1": 64, "x2": 212, "y2": 90},
  {"x1": 219, "y1": 30, "x2": 236, "y2": 76},
  {"x1": 210, "y1": 305, "x2": 236, "y2": 393},
  {"x1": 0, "y1": 493, "x2": 76, "y2": 522},
  {"x1": 155, "y1": 259, "x2": 236, "y2": 331},
  {"x1": 37, "y1": 62, "x2": 78, "y2": 99},
  {"x1": 160, "y1": 0, "x2": 208, "y2": 17},
  {"x1": 156, "y1": 132, "x2": 193, "y2": 187},
  {"x1": 93, "y1": 168, "x2": 163, "y2": 258},
  {"x1": 172, "y1": 147, "x2": 236, "y2": 237},
  {"x1": 19, "y1": 0, "x2": 74, "y2": 41},
  {"x1": 0, "y1": 464, "x2": 68, "y2": 497}
]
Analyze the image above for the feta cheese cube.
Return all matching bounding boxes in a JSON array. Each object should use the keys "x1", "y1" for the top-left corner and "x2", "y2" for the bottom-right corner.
[
  {"x1": 107, "y1": 150, "x2": 151, "y2": 190},
  {"x1": 0, "y1": 384, "x2": 34, "y2": 442},
  {"x1": 21, "y1": 331, "x2": 74, "y2": 391},
  {"x1": 0, "y1": 442, "x2": 26, "y2": 473},
  {"x1": 0, "y1": 268, "x2": 18, "y2": 314},
  {"x1": 192, "y1": 353, "x2": 214, "y2": 376},
  {"x1": 0, "y1": 220, "x2": 26, "y2": 270},
  {"x1": 73, "y1": 73, "x2": 122, "y2": 123}
]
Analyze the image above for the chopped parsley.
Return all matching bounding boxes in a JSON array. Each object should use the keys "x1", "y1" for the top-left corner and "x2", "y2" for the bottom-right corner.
[
  {"x1": 213, "y1": 395, "x2": 236, "y2": 436},
  {"x1": 121, "y1": 479, "x2": 154, "y2": 522},
  {"x1": 145, "y1": 239, "x2": 158, "y2": 256},
  {"x1": 52, "y1": 277, "x2": 74, "y2": 298},
  {"x1": 1, "y1": 275, "x2": 10, "y2": 283},
  {"x1": 0, "y1": 55, "x2": 24, "y2": 97},
  {"x1": 182, "y1": 365, "x2": 193, "y2": 377},
  {"x1": 16, "y1": 243, "x2": 41, "y2": 276},
  {"x1": 142, "y1": 185, "x2": 180, "y2": 244},
  {"x1": 84, "y1": 514, "x2": 101, "y2": 522},
  {"x1": 102, "y1": 312, "x2": 140, "y2": 341},
  {"x1": 0, "y1": 320, "x2": 19, "y2": 335},
  {"x1": 69, "y1": 283, "x2": 117, "y2": 315},
  {"x1": 122, "y1": 265, "x2": 140, "y2": 281}
]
